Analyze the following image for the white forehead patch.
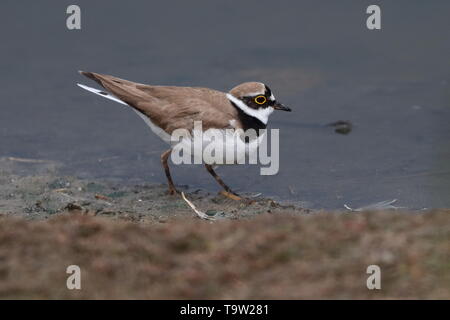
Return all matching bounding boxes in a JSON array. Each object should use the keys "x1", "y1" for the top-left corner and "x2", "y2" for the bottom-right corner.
[
  {"x1": 226, "y1": 93, "x2": 274, "y2": 125},
  {"x1": 269, "y1": 94, "x2": 276, "y2": 101}
]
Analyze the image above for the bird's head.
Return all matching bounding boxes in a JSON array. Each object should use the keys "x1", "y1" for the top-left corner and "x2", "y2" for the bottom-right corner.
[{"x1": 227, "y1": 82, "x2": 290, "y2": 124}]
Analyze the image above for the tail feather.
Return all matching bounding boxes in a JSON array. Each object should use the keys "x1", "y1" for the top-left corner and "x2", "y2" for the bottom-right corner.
[
  {"x1": 76, "y1": 80, "x2": 171, "y2": 143},
  {"x1": 77, "y1": 70, "x2": 131, "y2": 106},
  {"x1": 78, "y1": 71, "x2": 104, "y2": 86},
  {"x1": 76, "y1": 71, "x2": 171, "y2": 143},
  {"x1": 77, "y1": 83, "x2": 128, "y2": 106},
  {"x1": 77, "y1": 70, "x2": 144, "y2": 106}
]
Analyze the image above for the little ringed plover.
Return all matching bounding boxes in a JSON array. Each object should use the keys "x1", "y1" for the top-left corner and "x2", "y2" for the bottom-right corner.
[{"x1": 77, "y1": 71, "x2": 290, "y2": 198}]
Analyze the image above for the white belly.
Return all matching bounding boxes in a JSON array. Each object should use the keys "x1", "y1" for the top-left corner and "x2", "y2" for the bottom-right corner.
[
  {"x1": 134, "y1": 110, "x2": 264, "y2": 165},
  {"x1": 171, "y1": 128, "x2": 265, "y2": 165}
]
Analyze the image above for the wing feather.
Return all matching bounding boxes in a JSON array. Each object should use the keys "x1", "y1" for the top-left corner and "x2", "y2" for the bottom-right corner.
[{"x1": 78, "y1": 71, "x2": 241, "y2": 134}]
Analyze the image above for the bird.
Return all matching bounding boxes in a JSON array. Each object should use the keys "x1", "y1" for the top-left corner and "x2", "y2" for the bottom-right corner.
[{"x1": 77, "y1": 71, "x2": 291, "y2": 199}]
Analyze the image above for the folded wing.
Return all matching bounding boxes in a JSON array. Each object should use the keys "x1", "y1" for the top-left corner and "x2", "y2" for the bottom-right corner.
[{"x1": 78, "y1": 71, "x2": 239, "y2": 134}]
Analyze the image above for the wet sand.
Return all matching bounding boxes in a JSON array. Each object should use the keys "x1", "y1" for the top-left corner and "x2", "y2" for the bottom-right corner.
[{"x1": 0, "y1": 158, "x2": 308, "y2": 221}]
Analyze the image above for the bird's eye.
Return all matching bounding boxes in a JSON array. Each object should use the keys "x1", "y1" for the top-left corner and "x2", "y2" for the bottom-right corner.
[{"x1": 254, "y1": 95, "x2": 267, "y2": 105}]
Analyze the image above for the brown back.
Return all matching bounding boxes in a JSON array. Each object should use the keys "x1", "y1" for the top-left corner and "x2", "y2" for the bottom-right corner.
[{"x1": 81, "y1": 72, "x2": 241, "y2": 134}]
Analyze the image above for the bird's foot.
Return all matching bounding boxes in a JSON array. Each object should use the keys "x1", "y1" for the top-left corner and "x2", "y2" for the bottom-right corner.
[{"x1": 219, "y1": 190, "x2": 243, "y2": 201}]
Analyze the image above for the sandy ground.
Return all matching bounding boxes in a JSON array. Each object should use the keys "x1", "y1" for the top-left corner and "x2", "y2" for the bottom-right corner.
[
  {"x1": 0, "y1": 160, "x2": 449, "y2": 299},
  {"x1": 0, "y1": 160, "x2": 307, "y2": 222}
]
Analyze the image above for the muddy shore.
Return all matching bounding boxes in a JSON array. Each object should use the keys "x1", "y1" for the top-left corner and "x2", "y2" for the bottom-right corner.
[{"x1": 0, "y1": 158, "x2": 308, "y2": 222}]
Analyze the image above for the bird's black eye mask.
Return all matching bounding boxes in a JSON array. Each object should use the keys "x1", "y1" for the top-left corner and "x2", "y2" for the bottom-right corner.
[
  {"x1": 241, "y1": 96, "x2": 270, "y2": 109},
  {"x1": 241, "y1": 86, "x2": 275, "y2": 109}
]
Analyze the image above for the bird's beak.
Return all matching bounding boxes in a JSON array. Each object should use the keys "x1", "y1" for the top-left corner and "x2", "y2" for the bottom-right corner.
[{"x1": 273, "y1": 102, "x2": 291, "y2": 112}]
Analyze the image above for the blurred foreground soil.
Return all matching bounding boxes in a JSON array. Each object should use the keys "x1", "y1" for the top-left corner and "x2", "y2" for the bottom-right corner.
[{"x1": 0, "y1": 209, "x2": 449, "y2": 299}]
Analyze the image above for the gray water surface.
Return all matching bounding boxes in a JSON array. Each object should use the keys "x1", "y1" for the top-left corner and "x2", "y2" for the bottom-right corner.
[{"x1": 1, "y1": 1, "x2": 449, "y2": 209}]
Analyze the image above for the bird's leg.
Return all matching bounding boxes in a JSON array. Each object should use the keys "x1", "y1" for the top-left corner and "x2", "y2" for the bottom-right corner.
[
  {"x1": 204, "y1": 164, "x2": 242, "y2": 200},
  {"x1": 161, "y1": 149, "x2": 179, "y2": 195}
]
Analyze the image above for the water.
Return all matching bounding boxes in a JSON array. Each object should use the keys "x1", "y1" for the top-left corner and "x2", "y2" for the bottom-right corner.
[{"x1": 1, "y1": 1, "x2": 449, "y2": 209}]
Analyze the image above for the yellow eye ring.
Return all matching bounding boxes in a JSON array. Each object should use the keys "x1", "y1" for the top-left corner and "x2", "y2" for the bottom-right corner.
[{"x1": 254, "y1": 95, "x2": 267, "y2": 105}]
